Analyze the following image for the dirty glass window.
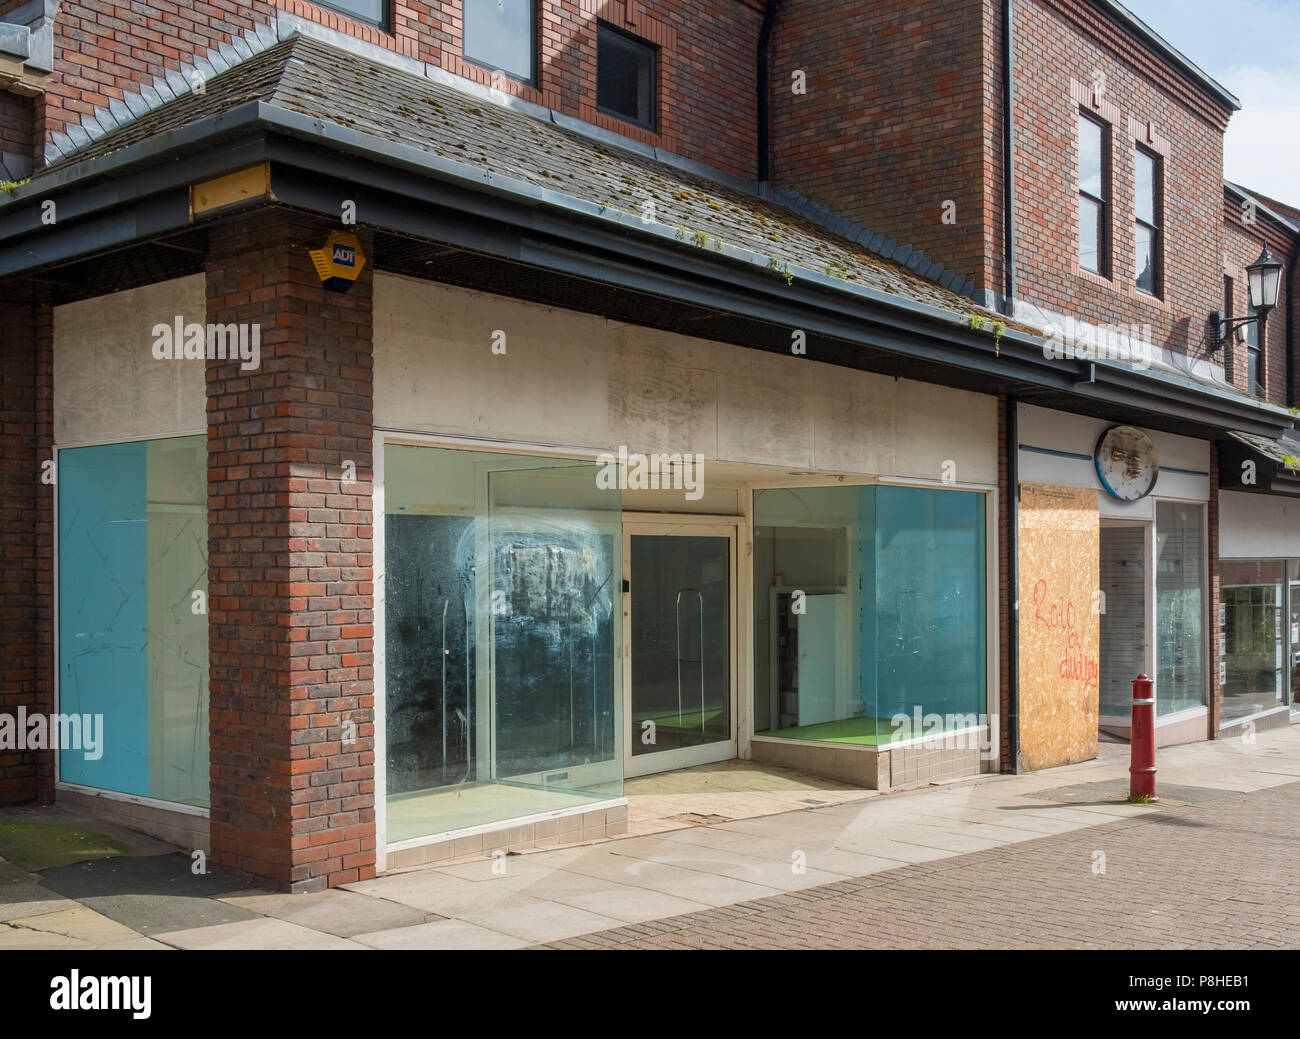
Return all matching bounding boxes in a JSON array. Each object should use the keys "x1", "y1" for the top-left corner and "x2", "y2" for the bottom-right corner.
[
  {"x1": 383, "y1": 444, "x2": 622, "y2": 844},
  {"x1": 1078, "y1": 111, "x2": 1108, "y2": 275},
  {"x1": 57, "y1": 436, "x2": 209, "y2": 806},
  {"x1": 1155, "y1": 501, "x2": 1205, "y2": 716},
  {"x1": 1135, "y1": 146, "x2": 1161, "y2": 296},
  {"x1": 317, "y1": 0, "x2": 388, "y2": 29},
  {"x1": 1221, "y1": 560, "x2": 1286, "y2": 724},
  {"x1": 752, "y1": 485, "x2": 986, "y2": 747},
  {"x1": 597, "y1": 22, "x2": 657, "y2": 129},
  {"x1": 464, "y1": 0, "x2": 536, "y2": 84}
]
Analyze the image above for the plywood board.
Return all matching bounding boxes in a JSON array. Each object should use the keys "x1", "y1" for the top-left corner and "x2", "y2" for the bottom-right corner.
[{"x1": 1018, "y1": 482, "x2": 1100, "y2": 771}]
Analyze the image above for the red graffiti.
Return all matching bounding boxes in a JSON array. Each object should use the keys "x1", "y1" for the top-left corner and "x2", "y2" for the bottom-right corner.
[{"x1": 1031, "y1": 579, "x2": 1098, "y2": 688}]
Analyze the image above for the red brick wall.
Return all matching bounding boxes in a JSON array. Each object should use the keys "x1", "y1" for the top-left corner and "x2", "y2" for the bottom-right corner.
[
  {"x1": 0, "y1": 93, "x2": 35, "y2": 164},
  {"x1": 206, "y1": 209, "x2": 375, "y2": 892},
  {"x1": 39, "y1": 0, "x2": 762, "y2": 178},
  {"x1": 38, "y1": 2, "x2": 275, "y2": 150},
  {"x1": 767, "y1": 0, "x2": 992, "y2": 292},
  {"x1": 1011, "y1": 0, "x2": 1234, "y2": 360},
  {"x1": 1221, "y1": 193, "x2": 1295, "y2": 407},
  {"x1": 0, "y1": 285, "x2": 54, "y2": 805}
]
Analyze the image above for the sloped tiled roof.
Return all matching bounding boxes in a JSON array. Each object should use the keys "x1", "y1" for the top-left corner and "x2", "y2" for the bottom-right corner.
[
  {"x1": 35, "y1": 33, "x2": 997, "y2": 323},
  {"x1": 1229, "y1": 430, "x2": 1300, "y2": 472}
]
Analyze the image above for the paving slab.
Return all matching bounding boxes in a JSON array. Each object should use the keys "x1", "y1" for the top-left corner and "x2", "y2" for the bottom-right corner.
[
  {"x1": 0, "y1": 880, "x2": 76, "y2": 922},
  {"x1": 1025, "y1": 778, "x2": 1238, "y2": 805},
  {"x1": 1, "y1": 903, "x2": 141, "y2": 946},
  {"x1": 218, "y1": 888, "x2": 442, "y2": 938},
  {"x1": 355, "y1": 918, "x2": 528, "y2": 950},
  {"x1": 459, "y1": 898, "x2": 626, "y2": 944},
  {"x1": 545, "y1": 883, "x2": 712, "y2": 924},
  {"x1": 39, "y1": 852, "x2": 258, "y2": 936},
  {"x1": 154, "y1": 917, "x2": 370, "y2": 950}
]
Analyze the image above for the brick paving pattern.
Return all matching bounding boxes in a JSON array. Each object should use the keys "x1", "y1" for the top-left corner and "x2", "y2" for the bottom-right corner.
[{"x1": 540, "y1": 781, "x2": 1300, "y2": 949}]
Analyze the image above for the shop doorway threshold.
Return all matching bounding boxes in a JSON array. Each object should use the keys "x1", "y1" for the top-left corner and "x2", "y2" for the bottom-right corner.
[{"x1": 619, "y1": 759, "x2": 877, "y2": 840}]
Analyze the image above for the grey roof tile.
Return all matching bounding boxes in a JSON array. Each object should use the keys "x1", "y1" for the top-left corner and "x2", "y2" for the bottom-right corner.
[
  {"x1": 122, "y1": 90, "x2": 150, "y2": 118},
  {"x1": 151, "y1": 75, "x2": 176, "y2": 103},
  {"x1": 138, "y1": 84, "x2": 165, "y2": 110},
  {"x1": 31, "y1": 34, "x2": 994, "y2": 322},
  {"x1": 108, "y1": 97, "x2": 132, "y2": 126},
  {"x1": 165, "y1": 68, "x2": 190, "y2": 98},
  {"x1": 64, "y1": 122, "x2": 91, "y2": 148}
]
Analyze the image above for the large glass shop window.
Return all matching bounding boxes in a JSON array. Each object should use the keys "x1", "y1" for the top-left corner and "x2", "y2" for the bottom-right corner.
[
  {"x1": 752, "y1": 485, "x2": 986, "y2": 746},
  {"x1": 383, "y1": 445, "x2": 622, "y2": 843},
  {"x1": 1155, "y1": 502, "x2": 1205, "y2": 716},
  {"x1": 57, "y1": 436, "x2": 209, "y2": 805},
  {"x1": 1222, "y1": 560, "x2": 1287, "y2": 723}
]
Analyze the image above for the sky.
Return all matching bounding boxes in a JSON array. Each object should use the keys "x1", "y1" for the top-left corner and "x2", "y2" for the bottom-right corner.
[{"x1": 1118, "y1": 0, "x2": 1300, "y2": 206}]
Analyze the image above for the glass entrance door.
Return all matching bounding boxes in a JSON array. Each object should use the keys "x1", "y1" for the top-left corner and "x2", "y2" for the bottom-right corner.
[{"x1": 623, "y1": 523, "x2": 736, "y2": 777}]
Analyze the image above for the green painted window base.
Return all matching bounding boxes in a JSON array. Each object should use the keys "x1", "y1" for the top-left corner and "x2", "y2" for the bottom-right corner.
[{"x1": 764, "y1": 716, "x2": 895, "y2": 746}]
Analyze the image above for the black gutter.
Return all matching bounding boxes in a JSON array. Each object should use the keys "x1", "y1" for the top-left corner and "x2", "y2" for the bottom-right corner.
[
  {"x1": 1001, "y1": 0, "x2": 1017, "y2": 317},
  {"x1": 756, "y1": 0, "x2": 781, "y2": 184},
  {"x1": 1006, "y1": 393, "x2": 1019, "y2": 774}
]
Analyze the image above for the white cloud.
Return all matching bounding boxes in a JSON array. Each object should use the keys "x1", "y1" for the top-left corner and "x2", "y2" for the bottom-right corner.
[{"x1": 1223, "y1": 64, "x2": 1300, "y2": 205}]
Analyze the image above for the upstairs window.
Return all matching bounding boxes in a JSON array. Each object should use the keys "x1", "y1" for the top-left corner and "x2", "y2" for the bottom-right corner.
[
  {"x1": 465, "y1": 0, "x2": 537, "y2": 84},
  {"x1": 1135, "y1": 146, "x2": 1161, "y2": 296},
  {"x1": 317, "y1": 0, "x2": 388, "y2": 28},
  {"x1": 1077, "y1": 112, "x2": 1109, "y2": 276},
  {"x1": 597, "y1": 22, "x2": 657, "y2": 130},
  {"x1": 1245, "y1": 300, "x2": 1263, "y2": 396}
]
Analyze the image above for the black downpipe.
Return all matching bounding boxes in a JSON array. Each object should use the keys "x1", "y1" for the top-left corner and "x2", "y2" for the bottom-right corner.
[
  {"x1": 1001, "y1": 0, "x2": 1018, "y2": 316},
  {"x1": 1287, "y1": 266, "x2": 1295, "y2": 409},
  {"x1": 757, "y1": 0, "x2": 781, "y2": 184},
  {"x1": 1002, "y1": 0, "x2": 1019, "y2": 774},
  {"x1": 1005, "y1": 393, "x2": 1020, "y2": 774}
]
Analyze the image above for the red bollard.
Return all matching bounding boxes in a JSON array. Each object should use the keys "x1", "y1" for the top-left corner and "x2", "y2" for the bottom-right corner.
[{"x1": 1129, "y1": 674, "x2": 1158, "y2": 801}]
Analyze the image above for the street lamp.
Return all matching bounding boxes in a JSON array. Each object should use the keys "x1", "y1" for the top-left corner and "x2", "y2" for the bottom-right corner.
[{"x1": 1213, "y1": 247, "x2": 1285, "y2": 352}]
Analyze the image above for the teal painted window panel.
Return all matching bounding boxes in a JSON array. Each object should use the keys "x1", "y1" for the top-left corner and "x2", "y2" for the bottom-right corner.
[
  {"x1": 58, "y1": 437, "x2": 209, "y2": 805},
  {"x1": 58, "y1": 442, "x2": 150, "y2": 794}
]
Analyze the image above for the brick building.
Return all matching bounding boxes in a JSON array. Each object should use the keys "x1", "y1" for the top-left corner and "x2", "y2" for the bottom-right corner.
[
  {"x1": 0, "y1": 0, "x2": 1293, "y2": 891},
  {"x1": 1215, "y1": 182, "x2": 1299, "y2": 738}
]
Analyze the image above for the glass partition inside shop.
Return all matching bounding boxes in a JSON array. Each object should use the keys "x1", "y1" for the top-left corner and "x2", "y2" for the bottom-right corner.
[
  {"x1": 383, "y1": 444, "x2": 623, "y2": 844},
  {"x1": 57, "y1": 436, "x2": 209, "y2": 806},
  {"x1": 1155, "y1": 501, "x2": 1205, "y2": 717},
  {"x1": 752, "y1": 485, "x2": 987, "y2": 747}
]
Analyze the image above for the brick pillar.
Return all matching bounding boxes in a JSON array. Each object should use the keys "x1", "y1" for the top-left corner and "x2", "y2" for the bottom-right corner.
[
  {"x1": 0, "y1": 283, "x2": 54, "y2": 805},
  {"x1": 206, "y1": 210, "x2": 375, "y2": 892}
]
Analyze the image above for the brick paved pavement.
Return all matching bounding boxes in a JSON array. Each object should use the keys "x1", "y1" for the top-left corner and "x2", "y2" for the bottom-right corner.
[{"x1": 540, "y1": 780, "x2": 1300, "y2": 949}]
